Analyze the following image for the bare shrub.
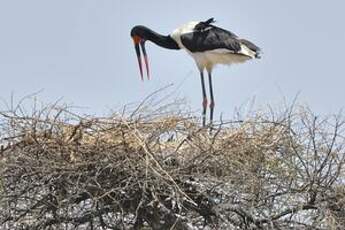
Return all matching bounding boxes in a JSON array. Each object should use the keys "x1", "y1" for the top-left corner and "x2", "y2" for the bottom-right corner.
[{"x1": 0, "y1": 96, "x2": 344, "y2": 229}]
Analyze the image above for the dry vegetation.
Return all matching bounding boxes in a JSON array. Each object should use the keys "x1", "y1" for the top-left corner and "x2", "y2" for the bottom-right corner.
[{"x1": 0, "y1": 94, "x2": 345, "y2": 229}]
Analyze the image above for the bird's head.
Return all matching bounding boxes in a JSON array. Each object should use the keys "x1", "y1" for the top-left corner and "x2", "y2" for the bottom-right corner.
[{"x1": 130, "y1": 26, "x2": 151, "y2": 80}]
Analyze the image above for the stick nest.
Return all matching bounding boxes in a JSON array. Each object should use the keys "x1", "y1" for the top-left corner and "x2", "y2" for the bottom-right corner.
[{"x1": 1, "y1": 98, "x2": 345, "y2": 229}]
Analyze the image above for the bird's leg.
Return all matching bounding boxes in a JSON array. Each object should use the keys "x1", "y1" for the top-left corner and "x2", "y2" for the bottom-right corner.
[
  {"x1": 200, "y1": 71, "x2": 208, "y2": 127},
  {"x1": 208, "y1": 71, "x2": 215, "y2": 127}
]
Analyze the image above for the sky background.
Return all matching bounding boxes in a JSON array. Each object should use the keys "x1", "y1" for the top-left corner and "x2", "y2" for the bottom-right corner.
[{"x1": 0, "y1": 0, "x2": 345, "y2": 119}]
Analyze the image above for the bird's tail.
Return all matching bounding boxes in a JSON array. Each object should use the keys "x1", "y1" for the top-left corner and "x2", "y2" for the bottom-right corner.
[{"x1": 240, "y1": 39, "x2": 262, "y2": 59}]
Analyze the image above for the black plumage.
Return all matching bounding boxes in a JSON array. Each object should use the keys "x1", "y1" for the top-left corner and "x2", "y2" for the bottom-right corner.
[{"x1": 181, "y1": 18, "x2": 260, "y2": 57}]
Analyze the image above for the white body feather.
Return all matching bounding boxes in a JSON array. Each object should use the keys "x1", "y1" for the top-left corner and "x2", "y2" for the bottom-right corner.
[{"x1": 170, "y1": 21, "x2": 255, "y2": 71}]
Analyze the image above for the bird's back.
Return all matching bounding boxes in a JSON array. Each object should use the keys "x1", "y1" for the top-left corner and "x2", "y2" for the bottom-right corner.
[
  {"x1": 170, "y1": 18, "x2": 261, "y2": 70},
  {"x1": 170, "y1": 21, "x2": 199, "y2": 49}
]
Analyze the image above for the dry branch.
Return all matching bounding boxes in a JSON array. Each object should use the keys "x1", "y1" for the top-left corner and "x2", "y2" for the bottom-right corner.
[{"x1": 0, "y1": 97, "x2": 345, "y2": 229}]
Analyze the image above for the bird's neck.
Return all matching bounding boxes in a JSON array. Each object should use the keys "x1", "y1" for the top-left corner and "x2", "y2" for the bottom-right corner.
[{"x1": 145, "y1": 29, "x2": 180, "y2": 50}]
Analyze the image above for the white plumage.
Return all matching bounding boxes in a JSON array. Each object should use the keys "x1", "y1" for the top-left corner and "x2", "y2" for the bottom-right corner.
[{"x1": 170, "y1": 21, "x2": 257, "y2": 72}]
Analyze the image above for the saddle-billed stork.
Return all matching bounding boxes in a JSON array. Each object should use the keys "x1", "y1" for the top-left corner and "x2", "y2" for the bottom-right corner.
[{"x1": 130, "y1": 18, "x2": 261, "y2": 127}]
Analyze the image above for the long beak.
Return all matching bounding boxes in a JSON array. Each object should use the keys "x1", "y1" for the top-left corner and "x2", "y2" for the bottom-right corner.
[
  {"x1": 140, "y1": 41, "x2": 150, "y2": 80},
  {"x1": 133, "y1": 36, "x2": 151, "y2": 81},
  {"x1": 134, "y1": 43, "x2": 144, "y2": 80}
]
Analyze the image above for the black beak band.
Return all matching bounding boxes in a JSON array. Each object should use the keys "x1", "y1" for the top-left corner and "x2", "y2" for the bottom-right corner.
[
  {"x1": 134, "y1": 43, "x2": 144, "y2": 80},
  {"x1": 140, "y1": 41, "x2": 150, "y2": 80}
]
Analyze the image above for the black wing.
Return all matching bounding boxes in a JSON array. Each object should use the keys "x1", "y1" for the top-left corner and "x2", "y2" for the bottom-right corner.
[
  {"x1": 239, "y1": 39, "x2": 261, "y2": 54},
  {"x1": 181, "y1": 19, "x2": 260, "y2": 56},
  {"x1": 181, "y1": 25, "x2": 241, "y2": 53}
]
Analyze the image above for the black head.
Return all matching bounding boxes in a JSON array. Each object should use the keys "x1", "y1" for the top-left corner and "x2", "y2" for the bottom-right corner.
[
  {"x1": 130, "y1": 25, "x2": 180, "y2": 80},
  {"x1": 130, "y1": 26, "x2": 151, "y2": 80},
  {"x1": 130, "y1": 25, "x2": 150, "y2": 38}
]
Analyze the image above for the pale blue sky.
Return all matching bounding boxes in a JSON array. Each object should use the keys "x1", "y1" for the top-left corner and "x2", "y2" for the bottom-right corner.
[{"x1": 1, "y1": 1, "x2": 345, "y2": 117}]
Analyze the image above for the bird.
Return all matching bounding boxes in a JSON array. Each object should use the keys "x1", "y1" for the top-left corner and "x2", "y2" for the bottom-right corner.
[{"x1": 130, "y1": 18, "x2": 261, "y2": 127}]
